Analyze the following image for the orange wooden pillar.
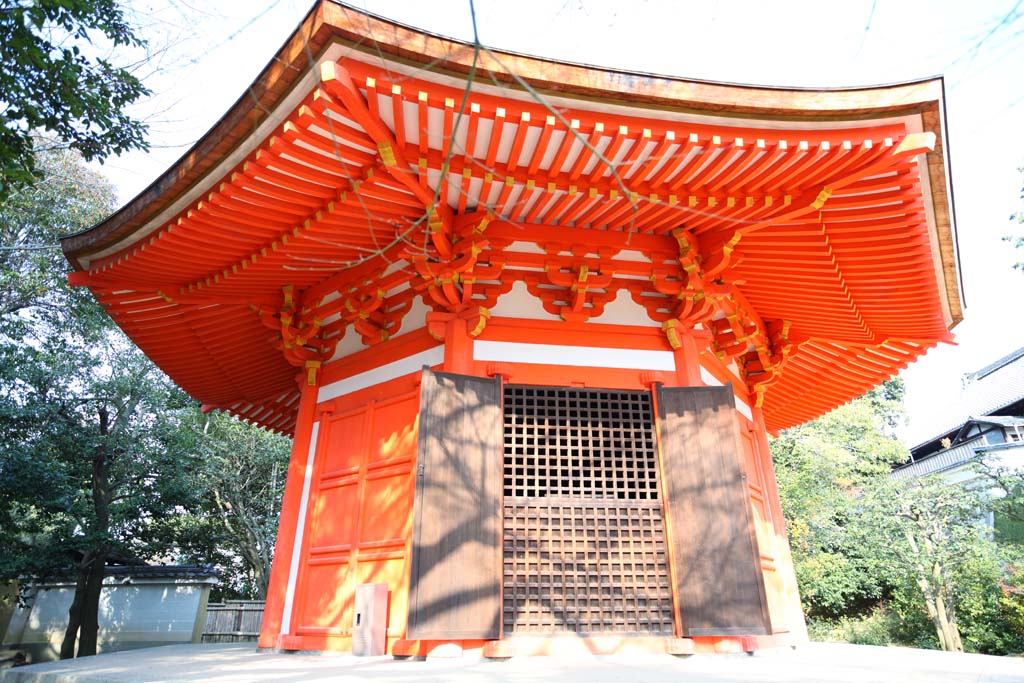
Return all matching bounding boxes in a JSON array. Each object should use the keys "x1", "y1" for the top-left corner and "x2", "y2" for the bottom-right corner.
[
  {"x1": 665, "y1": 322, "x2": 711, "y2": 386},
  {"x1": 750, "y1": 403, "x2": 808, "y2": 642},
  {"x1": 259, "y1": 361, "x2": 322, "y2": 649},
  {"x1": 440, "y1": 317, "x2": 471, "y2": 376}
]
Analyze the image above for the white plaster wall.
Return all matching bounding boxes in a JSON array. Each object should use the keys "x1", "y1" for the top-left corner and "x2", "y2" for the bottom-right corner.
[{"x1": 2, "y1": 579, "x2": 208, "y2": 662}]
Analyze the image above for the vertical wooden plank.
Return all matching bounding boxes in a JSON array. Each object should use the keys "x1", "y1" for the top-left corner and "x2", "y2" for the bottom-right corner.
[
  {"x1": 407, "y1": 369, "x2": 502, "y2": 639},
  {"x1": 656, "y1": 384, "x2": 771, "y2": 636}
]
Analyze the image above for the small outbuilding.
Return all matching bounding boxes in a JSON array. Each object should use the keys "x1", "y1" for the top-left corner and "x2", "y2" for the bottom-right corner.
[{"x1": 1, "y1": 565, "x2": 216, "y2": 663}]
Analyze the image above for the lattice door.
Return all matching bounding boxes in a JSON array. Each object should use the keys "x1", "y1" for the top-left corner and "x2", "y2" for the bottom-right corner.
[{"x1": 502, "y1": 385, "x2": 675, "y2": 635}]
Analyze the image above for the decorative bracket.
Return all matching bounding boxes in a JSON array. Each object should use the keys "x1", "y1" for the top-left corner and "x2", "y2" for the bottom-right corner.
[
  {"x1": 254, "y1": 285, "x2": 341, "y2": 367},
  {"x1": 426, "y1": 307, "x2": 491, "y2": 341}
]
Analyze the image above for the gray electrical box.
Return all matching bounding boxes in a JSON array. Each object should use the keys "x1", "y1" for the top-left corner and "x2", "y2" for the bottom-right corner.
[{"x1": 352, "y1": 582, "x2": 388, "y2": 656}]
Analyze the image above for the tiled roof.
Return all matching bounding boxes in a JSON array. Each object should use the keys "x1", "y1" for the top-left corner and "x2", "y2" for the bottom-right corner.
[
  {"x1": 909, "y1": 347, "x2": 1024, "y2": 449},
  {"x1": 102, "y1": 564, "x2": 218, "y2": 580}
]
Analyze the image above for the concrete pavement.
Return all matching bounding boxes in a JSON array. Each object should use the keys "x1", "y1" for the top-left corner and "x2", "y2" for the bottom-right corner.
[{"x1": 1, "y1": 641, "x2": 1021, "y2": 682}]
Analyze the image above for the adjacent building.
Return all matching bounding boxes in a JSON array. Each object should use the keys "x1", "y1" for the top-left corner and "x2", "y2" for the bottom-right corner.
[
  {"x1": 893, "y1": 348, "x2": 1024, "y2": 537},
  {"x1": 1, "y1": 566, "x2": 215, "y2": 663}
]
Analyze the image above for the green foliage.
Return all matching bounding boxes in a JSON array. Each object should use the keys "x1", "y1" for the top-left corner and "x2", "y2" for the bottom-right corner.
[
  {"x1": 995, "y1": 510, "x2": 1024, "y2": 546},
  {"x1": 858, "y1": 477, "x2": 1023, "y2": 653},
  {"x1": 1001, "y1": 565, "x2": 1024, "y2": 642},
  {"x1": 0, "y1": 146, "x2": 291, "y2": 656},
  {"x1": 0, "y1": 348, "x2": 291, "y2": 600},
  {"x1": 774, "y1": 378, "x2": 1024, "y2": 655},
  {"x1": 772, "y1": 380, "x2": 908, "y2": 620},
  {"x1": 0, "y1": 136, "x2": 198, "y2": 580},
  {"x1": 1008, "y1": 167, "x2": 1024, "y2": 272},
  {"x1": 982, "y1": 460, "x2": 1024, "y2": 541},
  {"x1": 0, "y1": 0, "x2": 149, "y2": 198},
  {"x1": 0, "y1": 331, "x2": 197, "y2": 573},
  {"x1": 885, "y1": 586, "x2": 941, "y2": 649},
  {"x1": 170, "y1": 409, "x2": 291, "y2": 600},
  {"x1": 0, "y1": 146, "x2": 120, "y2": 583},
  {"x1": 0, "y1": 145, "x2": 115, "y2": 323},
  {"x1": 807, "y1": 605, "x2": 901, "y2": 647},
  {"x1": 953, "y1": 546, "x2": 1023, "y2": 654}
]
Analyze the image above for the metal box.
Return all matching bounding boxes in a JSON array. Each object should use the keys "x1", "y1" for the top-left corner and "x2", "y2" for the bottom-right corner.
[{"x1": 352, "y1": 582, "x2": 388, "y2": 656}]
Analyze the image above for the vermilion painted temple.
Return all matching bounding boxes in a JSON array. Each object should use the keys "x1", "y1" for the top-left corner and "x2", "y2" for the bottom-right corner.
[{"x1": 62, "y1": 1, "x2": 960, "y2": 658}]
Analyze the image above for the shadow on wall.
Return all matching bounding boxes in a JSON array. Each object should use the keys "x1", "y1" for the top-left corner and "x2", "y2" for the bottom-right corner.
[{"x1": 408, "y1": 375, "x2": 771, "y2": 641}]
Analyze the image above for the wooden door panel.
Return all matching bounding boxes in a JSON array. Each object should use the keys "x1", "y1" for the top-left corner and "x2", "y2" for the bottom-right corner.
[
  {"x1": 656, "y1": 384, "x2": 772, "y2": 636},
  {"x1": 407, "y1": 369, "x2": 503, "y2": 639}
]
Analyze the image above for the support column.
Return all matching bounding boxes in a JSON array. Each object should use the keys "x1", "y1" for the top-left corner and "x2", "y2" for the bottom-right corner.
[
  {"x1": 259, "y1": 360, "x2": 322, "y2": 649},
  {"x1": 442, "y1": 316, "x2": 473, "y2": 375},
  {"x1": 750, "y1": 404, "x2": 808, "y2": 643},
  {"x1": 428, "y1": 308, "x2": 487, "y2": 375},
  {"x1": 663, "y1": 321, "x2": 711, "y2": 386}
]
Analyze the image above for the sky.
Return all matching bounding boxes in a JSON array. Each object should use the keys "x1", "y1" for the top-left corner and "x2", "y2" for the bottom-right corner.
[{"x1": 98, "y1": 0, "x2": 1024, "y2": 444}]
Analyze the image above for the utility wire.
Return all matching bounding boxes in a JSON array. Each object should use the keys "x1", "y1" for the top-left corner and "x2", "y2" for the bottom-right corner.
[{"x1": 853, "y1": 0, "x2": 877, "y2": 59}]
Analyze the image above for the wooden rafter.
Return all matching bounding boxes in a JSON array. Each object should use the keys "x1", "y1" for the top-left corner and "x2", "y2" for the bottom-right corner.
[{"x1": 63, "y1": 9, "x2": 956, "y2": 435}]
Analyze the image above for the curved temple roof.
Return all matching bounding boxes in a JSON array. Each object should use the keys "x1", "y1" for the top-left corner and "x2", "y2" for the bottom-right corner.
[{"x1": 62, "y1": 0, "x2": 961, "y2": 434}]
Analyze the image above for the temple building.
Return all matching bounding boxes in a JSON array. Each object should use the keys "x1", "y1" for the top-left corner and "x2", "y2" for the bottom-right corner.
[{"x1": 61, "y1": 1, "x2": 960, "y2": 658}]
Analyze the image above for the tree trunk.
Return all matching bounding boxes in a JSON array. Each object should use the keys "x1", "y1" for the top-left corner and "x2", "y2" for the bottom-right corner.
[
  {"x1": 906, "y1": 526, "x2": 964, "y2": 652},
  {"x1": 76, "y1": 551, "x2": 107, "y2": 656},
  {"x1": 213, "y1": 486, "x2": 272, "y2": 599},
  {"x1": 919, "y1": 587, "x2": 948, "y2": 650},
  {"x1": 252, "y1": 553, "x2": 269, "y2": 601},
  {"x1": 934, "y1": 589, "x2": 963, "y2": 652},
  {"x1": 59, "y1": 561, "x2": 90, "y2": 659},
  {"x1": 925, "y1": 535, "x2": 963, "y2": 653},
  {"x1": 77, "y1": 428, "x2": 112, "y2": 658},
  {"x1": 904, "y1": 528, "x2": 958, "y2": 651}
]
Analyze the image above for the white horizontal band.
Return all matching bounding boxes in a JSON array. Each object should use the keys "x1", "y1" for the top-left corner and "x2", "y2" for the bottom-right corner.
[
  {"x1": 474, "y1": 340, "x2": 675, "y2": 371},
  {"x1": 318, "y1": 346, "x2": 444, "y2": 402}
]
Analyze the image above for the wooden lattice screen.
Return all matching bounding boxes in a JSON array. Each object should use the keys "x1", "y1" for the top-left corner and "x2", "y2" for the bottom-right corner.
[{"x1": 501, "y1": 385, "x2": 675, "y2": 635}]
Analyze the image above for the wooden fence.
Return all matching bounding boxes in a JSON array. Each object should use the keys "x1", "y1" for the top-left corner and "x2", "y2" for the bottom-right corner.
[{"x1": 201, "y1": 600, "x2": 265, "y2": 643}]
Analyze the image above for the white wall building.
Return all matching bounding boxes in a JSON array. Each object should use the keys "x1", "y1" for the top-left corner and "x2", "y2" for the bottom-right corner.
[{"x1": 1, "y1": 565, "x2": 215, "y2": 663}]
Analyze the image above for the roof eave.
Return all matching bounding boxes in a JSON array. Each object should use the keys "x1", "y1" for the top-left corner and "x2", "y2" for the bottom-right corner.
[{"x1": 61, "y1": 0, "x2": 962, "y2": 327}]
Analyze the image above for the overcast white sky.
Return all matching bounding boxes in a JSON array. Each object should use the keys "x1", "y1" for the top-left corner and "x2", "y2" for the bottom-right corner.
[{"x1": 100, "y1": 0, "x2": 1024, "y2": 444}]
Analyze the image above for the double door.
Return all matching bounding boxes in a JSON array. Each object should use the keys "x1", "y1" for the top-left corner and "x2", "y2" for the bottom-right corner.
[{"x1": 406, "y1": 370, "x2": 770, "y2": 641}]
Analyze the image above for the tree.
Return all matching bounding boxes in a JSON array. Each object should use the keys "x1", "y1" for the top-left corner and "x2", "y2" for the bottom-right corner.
[
  {"x1": 860, "y1": 479, "x2": 973, "y2": 651},
  {"x1": 859, "y1": 475, "x2": 1024, "y2": 654},
  {"x1": 977, "y1": 454, "x2": 1024, "y2": 544},
  {"x1": 0, "y1": 146, "x2": 197, "y2": 658},
  {"x1": 174, "y1": 409, "x2": 290, "y2": 600},
  {"x1": 1006, "y1": 168, "x2": 1024, "y2": 272},
  {"x1": 0, "y1": 147, "x2": 119, "y2": 589},
  {"x1": 0, "y1": 0, "x2": 150, "y2": 199},
  {"x1": 0, "y1": 332, "x2": 199, "y2": 658},
  {"x1": 0, "y1": 148, "x2": 119, "y2": 624},
  {"x1": 0, "y1": 145, "x2": 293, "y2": 655},
  {"x1": 0, "y1": 145, "x2": 115, "y2": 320},
  {"x1": 773, "y1": 380, "x2": 1024, "y2": 654},
  {"x1": 772, "y1": 380, "x2": 908, "y2": 619}
]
